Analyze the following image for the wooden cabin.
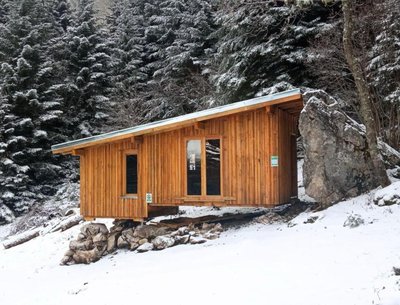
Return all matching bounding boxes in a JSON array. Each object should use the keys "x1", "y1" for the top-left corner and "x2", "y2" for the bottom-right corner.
[{"x1": 52, "y1": 89, "x2": 303, "y2": 221}]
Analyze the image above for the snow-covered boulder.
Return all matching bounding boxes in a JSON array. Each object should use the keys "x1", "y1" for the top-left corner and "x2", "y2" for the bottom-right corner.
[
  {"x1": 299, "y1": 91, "x2": 400, "y2": 207},
  {"x1": 137, "y1": 242, "x2": 154, "y2": 253},
  {"x1": 374, "y1": 182, "x2": 400, "y2": 206},
  {"x1": 152, "y1": 236, "x2": 175, "y2": 250}
]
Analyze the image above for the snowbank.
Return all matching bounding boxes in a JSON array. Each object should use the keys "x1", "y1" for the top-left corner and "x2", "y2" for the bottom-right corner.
[{"x1": 1, "y1": 190, "x2": 400, "y2": 304}]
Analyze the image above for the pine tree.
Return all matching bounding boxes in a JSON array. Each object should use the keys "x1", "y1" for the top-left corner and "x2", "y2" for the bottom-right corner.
[
  {"x1": 108, "y1": 0, "x2": 216, "y2": 126},
  {"x1": 143, "y1": 0, "x2": 216, "y2": 120},
  {"x1": 55, "y1": 0, "x2": 113, "y2": 136},
  {"x1": 210, "y1": 0, "x2": 339, "y2": 104},
  {"x1": 0, "y1": 0, "x2": 72, "y2": 216},
  {"x1": 0, "y1": 0, "x2": 11, "y2": 24}
]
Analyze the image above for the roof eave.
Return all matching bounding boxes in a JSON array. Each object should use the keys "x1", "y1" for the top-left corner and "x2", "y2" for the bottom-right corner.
[{"x1": 52, "y1": 90, "x2": 302, "y2": 155}]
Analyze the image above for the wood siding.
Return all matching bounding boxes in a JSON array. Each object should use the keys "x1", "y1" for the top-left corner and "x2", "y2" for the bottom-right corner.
[{"x1": 79, "y1": 107, "x2": 299, "y2": 220}]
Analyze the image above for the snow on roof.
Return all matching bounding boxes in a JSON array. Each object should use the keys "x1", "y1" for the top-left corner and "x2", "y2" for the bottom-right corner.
[{"x1": 52, "y1": 88, "x2": 302, "y2": 154}]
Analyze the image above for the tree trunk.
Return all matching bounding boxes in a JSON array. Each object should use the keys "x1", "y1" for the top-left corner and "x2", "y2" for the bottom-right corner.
[{"x1": 342, "y1": 0, "x2": 390, "y2": 187}]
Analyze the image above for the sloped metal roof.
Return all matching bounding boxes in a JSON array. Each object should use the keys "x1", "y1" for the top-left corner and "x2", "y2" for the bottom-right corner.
[{"x1": 52, "y1": 88, "x2": 302, "y2": 154}]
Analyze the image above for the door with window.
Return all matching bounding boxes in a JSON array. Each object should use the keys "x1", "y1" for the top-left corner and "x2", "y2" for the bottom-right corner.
[{"x1": 186, "y1": 138, "x2": 222, "y2": 197}]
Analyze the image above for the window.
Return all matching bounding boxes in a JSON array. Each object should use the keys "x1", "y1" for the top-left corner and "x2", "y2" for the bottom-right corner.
[
  {"x1": 186, "y1": 138, "x2": 221, "y2": 196},
  {"x1": 206, "y1": 139, "x2": 221, "y2": 195},
  {"x1": 124, "y1": 152, "x2": 138, "y2": 195},
  {"x1": 187, "y1": 140, "x2": 202, "y2": 195}
]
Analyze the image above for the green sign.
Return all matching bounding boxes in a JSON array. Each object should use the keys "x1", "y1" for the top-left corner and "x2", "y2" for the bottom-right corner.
[
  {"x1": 271, "y1": 156, "x2": 279, "y2": 167},
  {"x1": 146, "y1": 193, "x2": 152, "y2": 204}
]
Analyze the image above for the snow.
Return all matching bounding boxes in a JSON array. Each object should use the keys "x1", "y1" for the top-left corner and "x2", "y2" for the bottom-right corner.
[
  {"x1": 1, "y1": 194, "x2": 400, "y2": 304},
  {"x1": 0, "y1": 161, "x2": 400, "y2": 304},
  {"x1": 374, "y1": 181, "x2": 400, "y2": 206}
]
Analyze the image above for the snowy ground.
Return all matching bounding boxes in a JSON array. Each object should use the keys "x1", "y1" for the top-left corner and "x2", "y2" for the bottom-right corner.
[
  {"x1": 1, "y1": 194, "x2": 400, "y2": 304},
  {"x1": 1, "y1": 164, "x2": 400, "y2": 305}
]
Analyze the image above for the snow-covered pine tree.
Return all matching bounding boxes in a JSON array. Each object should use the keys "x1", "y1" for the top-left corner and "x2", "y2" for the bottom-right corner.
[
  {"x1": 0, "y1": 0, "x2": 11, "y2": 24},
  {"x1": 107, "y1": 0, "x2": 216, "y2": 127},
  {"x1": 104, "y1": 0, "x2": 147, "y2": 129},
  {"x1": 210, "y1": 0, "x2": 340, "y2": 104},
  {"x1": 56, "y1": 0, "x2": 113, "y2": 137},
  {"x1": 0, "y1": 0, "x2": 73, "y2": 219},
  {"x1": 143, "y1": 0, "x2": 216, "y2": 119}
]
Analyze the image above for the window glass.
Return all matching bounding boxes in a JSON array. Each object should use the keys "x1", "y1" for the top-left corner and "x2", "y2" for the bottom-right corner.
[
  {"x1": 126, "y1": 155, "x2": 137, "y2": 194},
  {"x1": 187, "y1": 140, "x2": 201, "y2": 195},
  {"x1": 206, "y1": 139, "x2": 221, "y2": 195}
]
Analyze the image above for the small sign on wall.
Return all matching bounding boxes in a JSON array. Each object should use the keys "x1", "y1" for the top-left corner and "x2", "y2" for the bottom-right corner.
[
  {"x1": 146, "y1": 193, "x2": 153, "y2": 204},
  {"x1": 271, "y1": 156, "x2": 279, "y2": 167}
]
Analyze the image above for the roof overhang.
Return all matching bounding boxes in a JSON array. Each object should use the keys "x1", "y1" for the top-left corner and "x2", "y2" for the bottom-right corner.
[{"x1": 52, "y1": 88, "x2": 303, "y2": 155}]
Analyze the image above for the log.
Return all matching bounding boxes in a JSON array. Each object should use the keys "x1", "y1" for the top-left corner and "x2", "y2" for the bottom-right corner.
[
  {"x1": 3, "y1": 229, "x2": 40, "y2": 249},
  {"x1": 49, "y1": 215, "x2": 84, "y2": 233},
  {"x1": 61, "y1": 215, "x2": 84, "y2": 232}
]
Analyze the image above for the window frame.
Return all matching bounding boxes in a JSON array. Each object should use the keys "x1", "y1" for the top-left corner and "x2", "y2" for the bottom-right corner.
[
  {"x1": 122, "y1": 149, "x2": 138, "y2": 197},
  {"x1": 184, "y1": 136, "x2": 223, "y2": 198}
]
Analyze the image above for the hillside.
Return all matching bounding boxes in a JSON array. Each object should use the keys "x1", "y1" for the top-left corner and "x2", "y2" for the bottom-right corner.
[{"x1": 1, "y1": 184, "x2": 400, "y2": 305}]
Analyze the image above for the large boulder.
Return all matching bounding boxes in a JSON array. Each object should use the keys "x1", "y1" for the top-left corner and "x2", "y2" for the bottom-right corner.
[{"x1": 299, "y1": 92, "x2": 399, "y2": 207}]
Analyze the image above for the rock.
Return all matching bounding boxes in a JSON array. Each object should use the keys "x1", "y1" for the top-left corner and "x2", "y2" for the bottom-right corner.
[
  {"x1": 379, "y1": 142, "x2": 400, "y2": 168},
  {"x1": 210, "y1": 223, "x2": 223, "y2": 233},
  {"x1": 60, "y1": 255, "x2": 73, "y2": 265},
  {"x1": 203, "y1": 232, "x2": 219, "y2": 240},
  {"x1": 304, "y1": 216, "x2": 319, "y2": 224},
  {"x1": 107, "y1": 232, "x2": 120, "y2": 253},
  {"x1": 138, "y1": 238, "x2": 148, "y2": 245},
  {"x1": 72, "y1": 248, "x2": 102, "y2": 264},
  {"x1": 92, "y1": 233, "x2": 108, "y2": 254},
  {"x1": 77, "y1": 233, "x2": 87, "y2": 241},
  {"x1": 64, "y1": 249, "x2": 74, "y2": 257},
  {"x1": 129, "y1": 242, "x2": 139, "y2": 251},
  {"x1": 201, "y1": 223, "x2": 213, "y2": 231},
  {"x1": 137, "y1": 242, "x2": 154, "y2": 253},
  {"x1": 374, "y1": 181, "x2": 400, "y2": 206},
  {"x1": 189, "y1": 237, "x2": 207, "y2": 245},
  {"x1": 393, "y1": 267, "x2": 400, "y2": 276},
  {"x1": 255, "y1": 213, "x2": 284, "y2": 224},
  {"x1": 174, "y1": 235, "x2": 190, "y2": 245},
  {"x1": 117, "y1": 235, "x2": 129, "y2": 249},
  {"x1": 178, "y1": 226, "x2": 189, "y2": 235},
  {"x1": 69, "y1": 239, "x2": 93, "y2": 251},
  {"x1": 392, "y1": 167, "x2": 400, "y2": 179},
  {"x1": 93, "y1": 233, "x2": 108, "y2": 245},
  {"x1": 121, "y1": 228, "x2": 134, "y2": 238},
  {"x1": 133, "y1": 225, "x2": 169, "y2": 239},
  {"x1": 299, "y1": 94, "x2": 382, "y2": 207},
  {"x1": 343, "y1": 214, "x2": 365, "y2": 228},
  {"x1": 152, "y1": 236, "x2": 175, "y2": 250},
  {"x1": 80, "y1": 223, "x2": 109, "y2": 237}
]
